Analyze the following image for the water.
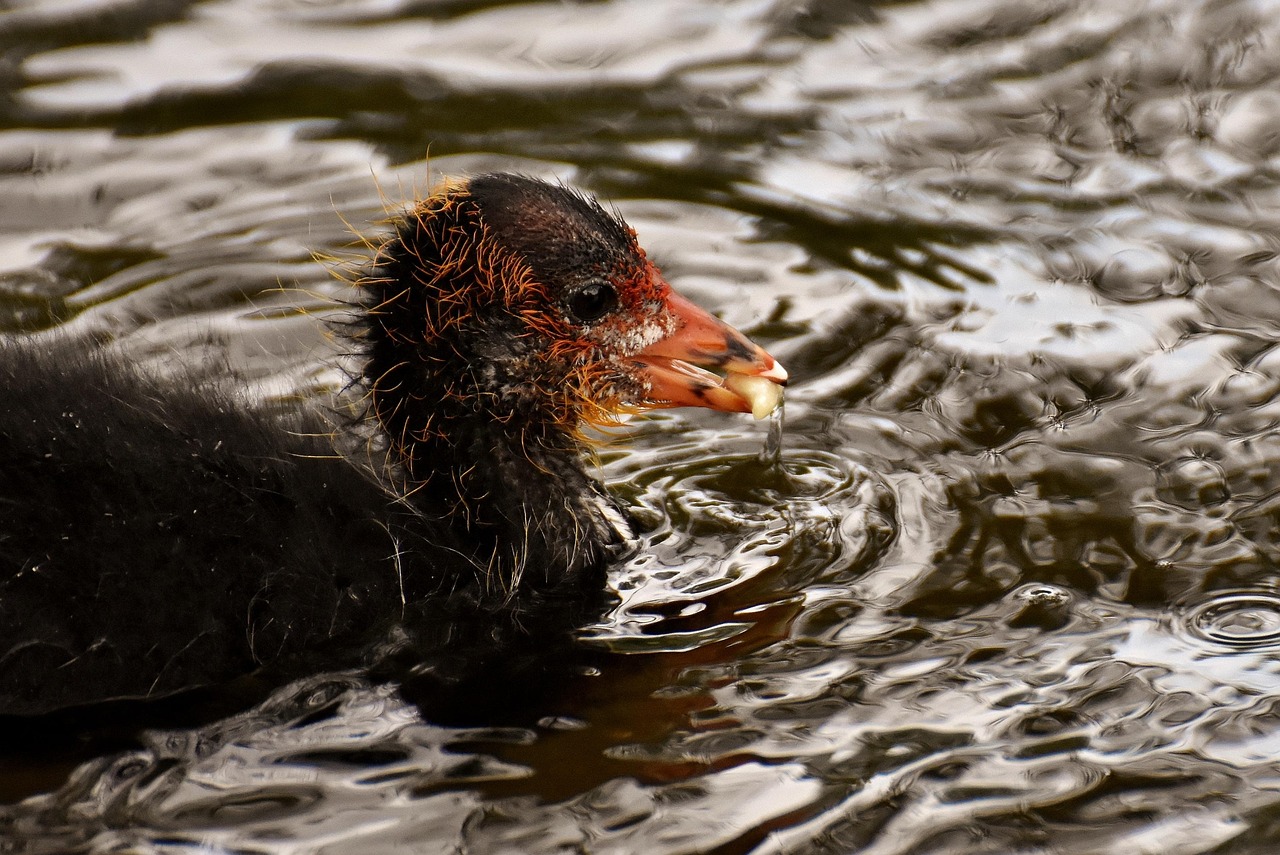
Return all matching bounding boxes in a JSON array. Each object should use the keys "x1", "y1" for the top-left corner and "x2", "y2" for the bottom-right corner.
[{"x1": 4, "y1": 0, "x2": 1280, "y2": 851}]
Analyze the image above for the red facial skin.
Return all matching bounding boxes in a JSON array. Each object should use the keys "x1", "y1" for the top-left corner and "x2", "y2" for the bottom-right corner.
[{"x1": 539, "y1": 235, "x2": 787, "y2": 424}]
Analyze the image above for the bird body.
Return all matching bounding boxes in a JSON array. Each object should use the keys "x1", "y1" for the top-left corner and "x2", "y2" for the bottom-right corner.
[
  {"x1": 0, "y1": 350, "x2": 404, "y2": 713},
  {"x1": 0, "y1": 174, "x2": 785, "y2": 716}
]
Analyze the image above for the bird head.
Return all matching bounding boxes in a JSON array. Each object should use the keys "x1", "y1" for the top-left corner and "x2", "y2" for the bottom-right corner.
[{"x1": 360, "y1": 174, "x2": 787, "y2": 458}]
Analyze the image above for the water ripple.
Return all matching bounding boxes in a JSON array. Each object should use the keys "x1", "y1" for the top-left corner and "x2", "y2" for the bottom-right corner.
[
  {"x1": 1182, "y1": 591, "x2": 1280, "y2": 653},
  {"x1": 592, "y1": 425, "x2": 896, "y2": 653}
]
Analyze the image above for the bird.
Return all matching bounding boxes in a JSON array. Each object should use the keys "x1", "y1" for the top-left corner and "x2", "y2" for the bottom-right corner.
[{"x1": 0, "y1": 173, "x2": 786, "y2": 718}]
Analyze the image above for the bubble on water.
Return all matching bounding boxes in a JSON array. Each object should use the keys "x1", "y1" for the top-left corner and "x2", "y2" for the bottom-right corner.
[
  {"x1": 1007, "y1": 583, "x2": 1074, "y2": 631},
  {"x1": 1216, "y1": 91, "x2": 1280, "y2": 157},
  {"x1": 1155, "y1": 456, "x2": 1230, "y2": 510},
  {"x1": 1093, "y1": 247, "x2": 1176, "y2": 303}
]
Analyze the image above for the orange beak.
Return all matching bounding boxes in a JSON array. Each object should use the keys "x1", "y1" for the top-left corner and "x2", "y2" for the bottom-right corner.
[{"x1": 633, "y1": 288, "x2": 787, "y2": 414}]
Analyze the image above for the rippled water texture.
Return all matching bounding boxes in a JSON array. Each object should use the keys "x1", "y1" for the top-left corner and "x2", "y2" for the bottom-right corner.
[{"x1": 5, "y1": 0, "x2": 1280, "y2": 852}]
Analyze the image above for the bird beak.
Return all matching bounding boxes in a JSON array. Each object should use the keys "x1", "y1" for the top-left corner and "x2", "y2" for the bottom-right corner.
[{"x1": 633, "y1": 288, "x2": 788, "y2": 417}]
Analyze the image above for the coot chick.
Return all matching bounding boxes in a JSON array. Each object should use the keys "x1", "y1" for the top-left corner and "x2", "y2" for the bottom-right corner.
[{"x1": 0, "y1": 174, "x2": 785, "y2": 716}]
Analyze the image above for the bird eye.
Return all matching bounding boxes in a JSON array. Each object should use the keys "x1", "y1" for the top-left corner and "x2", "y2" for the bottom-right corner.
[{"x1": 567, "y1": 281, "x2": 618, "y2": 324}]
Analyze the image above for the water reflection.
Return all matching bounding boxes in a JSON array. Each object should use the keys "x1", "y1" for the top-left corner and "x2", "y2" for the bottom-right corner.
[{"x1": 6, "y1": 0, "x2": 1280, "y2": 852}]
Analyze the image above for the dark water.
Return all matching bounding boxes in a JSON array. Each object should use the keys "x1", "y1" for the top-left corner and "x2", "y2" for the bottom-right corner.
[{"x1": 5, "y1": 0, "x2": 1280, "y2": 851}]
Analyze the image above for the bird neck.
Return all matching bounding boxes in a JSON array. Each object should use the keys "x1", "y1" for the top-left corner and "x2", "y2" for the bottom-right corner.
[
  {"x1": 357, "y1": 325, "x2": 627, "y2": 598},
  {"x1": 390, "y1": 415, "x2": 627, "y2": 600}
]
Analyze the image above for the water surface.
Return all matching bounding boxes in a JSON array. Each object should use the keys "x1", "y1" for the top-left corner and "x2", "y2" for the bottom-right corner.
[{"x1": 5, "y1": 0, "x2": 1280, "y2": 852}]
